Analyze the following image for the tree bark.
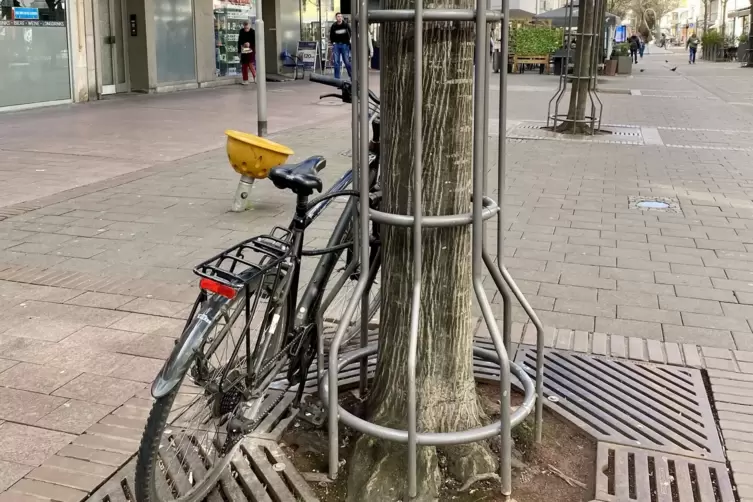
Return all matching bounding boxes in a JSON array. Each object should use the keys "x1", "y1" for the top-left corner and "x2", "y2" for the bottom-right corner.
[
  {"x1": 558, "y1": 0, "x2": 594, "y2": 133},
  {"x1": 345, "y1": 0, "x2": 497, "y2": 499}
]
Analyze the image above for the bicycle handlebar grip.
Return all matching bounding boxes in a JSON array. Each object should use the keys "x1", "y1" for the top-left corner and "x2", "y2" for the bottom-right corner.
[{"x1": 310, "y1": 73, "x2": 345, "y2": 89}]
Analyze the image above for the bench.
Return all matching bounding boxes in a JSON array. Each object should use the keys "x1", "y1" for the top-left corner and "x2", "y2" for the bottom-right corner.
[{"x1": 513, "y1": 54, "x2": 550, "y2": 74}]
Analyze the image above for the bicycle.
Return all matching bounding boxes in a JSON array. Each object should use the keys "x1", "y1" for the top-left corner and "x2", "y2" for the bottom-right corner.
[{"x1": 134, "y1": 74, "x2": 382, "y2": 502}]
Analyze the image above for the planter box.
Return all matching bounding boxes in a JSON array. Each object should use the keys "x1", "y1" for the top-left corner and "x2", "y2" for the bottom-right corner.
[
  {"x1": 604, "y1": 59, "x2": 617, "y2": 76},
  {"x1": 616, "y1": 56, "x2": 632, "y2": 75}
]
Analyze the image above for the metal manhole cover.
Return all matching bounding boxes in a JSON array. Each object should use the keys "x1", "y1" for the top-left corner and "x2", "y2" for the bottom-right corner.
[
  {"x1": 595, "y1": 443, "x2": 735, "y2": 502},
  {"x1": 513, "y1": 348, "x2": 725, "y2": 461},
  {"x1": 628, "y1": 195, "x2": 682, "y2": 214},
  {"x1": 89, "y1": 439, "x2": 319, "y2": 502}
]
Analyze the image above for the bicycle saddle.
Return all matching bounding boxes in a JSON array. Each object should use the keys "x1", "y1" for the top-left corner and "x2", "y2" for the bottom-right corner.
[{"x1": 269, "y1": 156, "x2": 326, "y2": 196}]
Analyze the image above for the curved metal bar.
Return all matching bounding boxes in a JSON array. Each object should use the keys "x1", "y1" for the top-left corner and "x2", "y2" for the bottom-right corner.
[
  {"x1": 318, "y1": 344, "x2": 536, "y2": 444},
  {"x1": 369, "y1": 196, "x2": 499, "y2": 228}
]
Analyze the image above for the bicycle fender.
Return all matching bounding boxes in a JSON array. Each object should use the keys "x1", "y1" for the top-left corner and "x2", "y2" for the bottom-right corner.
[{"x1": 151, "y1": 308, "x2": 219, "y2": 399}]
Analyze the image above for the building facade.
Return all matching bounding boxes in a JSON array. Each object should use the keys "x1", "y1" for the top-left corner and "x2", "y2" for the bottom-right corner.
[{"x1": 1, "y1": 0, "x2": 347, "y2": 111}]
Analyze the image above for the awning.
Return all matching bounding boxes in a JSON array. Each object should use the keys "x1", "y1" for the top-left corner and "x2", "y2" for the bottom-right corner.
[
  {"x1": 728, "y1": 6, "x2": 750, "y2": 18},
  {"x1": 534, "y1": 4, "x2": 620, "y2": 28}
]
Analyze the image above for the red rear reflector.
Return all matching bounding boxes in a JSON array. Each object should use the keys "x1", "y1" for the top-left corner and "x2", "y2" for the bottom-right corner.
[{"x1": 200, "y1": 278, "x2": 237, "y2": 299}]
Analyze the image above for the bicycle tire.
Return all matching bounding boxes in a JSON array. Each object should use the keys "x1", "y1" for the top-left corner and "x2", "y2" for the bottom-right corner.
[{"x1": 135, "y1": 274, "x2": 290, "y2": 502}]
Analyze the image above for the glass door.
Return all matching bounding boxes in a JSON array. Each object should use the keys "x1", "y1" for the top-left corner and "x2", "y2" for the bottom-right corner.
[{"x1": 98, "y1": 0, "x2": 128, "y2": 94}]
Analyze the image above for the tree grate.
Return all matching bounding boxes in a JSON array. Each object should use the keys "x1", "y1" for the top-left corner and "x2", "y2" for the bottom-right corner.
[
  {"x1": 89, "y1": 438, "x2": 319, "y2": 502},
  {"x1": 594, "y1": 442, "x2": 735, "y2": 502},
  {"x1": 513, "y1": 348, "x2": 725, "y2": 462}
]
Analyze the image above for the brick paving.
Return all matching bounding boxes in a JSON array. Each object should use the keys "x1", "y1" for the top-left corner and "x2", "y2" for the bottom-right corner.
[{"x1": 0, "y1": 51, "x2": 752, "y2": 500}]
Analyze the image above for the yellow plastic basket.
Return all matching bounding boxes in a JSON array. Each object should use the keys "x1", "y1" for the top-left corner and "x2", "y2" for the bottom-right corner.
[{"x1": 225, "y1": 130, "x2": 294, "y2": 180}]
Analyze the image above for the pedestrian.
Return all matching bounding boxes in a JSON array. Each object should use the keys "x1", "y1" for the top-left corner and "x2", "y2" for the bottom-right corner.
[
  {"x1": 686, "y1": 33, "x2": 699, "y2": 64},
  {"x1": 329, "y1": 12, "x2": 352, "y2": 80},
  {"x1": 660, "y1": 33, "x2": 667, "y2": 48},
  {"x1": 238, "y1": 21, "x2": 256, "y2": 85},
  {"x1": 638, "y1": 35, "x2": 645, "y2": 59},
  {"x1": 629, "y1": 34, "x2": 640, "y2": 64}
]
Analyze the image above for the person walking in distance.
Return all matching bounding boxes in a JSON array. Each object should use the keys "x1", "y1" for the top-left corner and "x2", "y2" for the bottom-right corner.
[
  {"x1": 686, "y1": 33, "x2": 699, "y2": 64},
  {"x1": 629, "y1": 34, "x2": 640, "y2": 64},
  {"x1": 329, "y1": 12, "x2": 352, "y2": 80},
  {"x1": 238, "y1": 21, "x2": 256, "y2": 85}
]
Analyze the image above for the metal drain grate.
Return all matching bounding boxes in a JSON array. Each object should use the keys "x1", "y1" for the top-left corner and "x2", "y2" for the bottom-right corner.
[
  {"x1": 89, "y1": 439, "x2": 319, "y2": 502},
  {"x1": 514, "y1": 348, "x2": 724, "y2": 461},
  {"x1": 594, "y1": 443, "x2": 735, "y2": 502}
]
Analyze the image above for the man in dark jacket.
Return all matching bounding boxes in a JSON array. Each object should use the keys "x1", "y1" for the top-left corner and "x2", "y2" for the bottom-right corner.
[
  {"x1": 629, "y1": 34, "x2": 640, "y2": 64},
  {"x1": 238, "y1": 21, "x2": 256, "y2": 85},
  {"x1": 329, "y1": 13, "x2": 352, "y2": 79}
]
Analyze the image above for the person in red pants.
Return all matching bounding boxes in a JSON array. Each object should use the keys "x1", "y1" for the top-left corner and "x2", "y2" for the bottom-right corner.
[{"x1": 238, "y1": 21, "x2": 256, "y2": 84}]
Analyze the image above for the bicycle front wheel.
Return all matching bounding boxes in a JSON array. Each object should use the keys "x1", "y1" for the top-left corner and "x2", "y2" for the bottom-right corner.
[{"x1": 135, "y1": 274, "x2": 290, "y2": 502}]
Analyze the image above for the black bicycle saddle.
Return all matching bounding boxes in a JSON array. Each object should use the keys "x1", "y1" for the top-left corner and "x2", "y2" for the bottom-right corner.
[{"x1": 269, "y1": 155, "x2": 326, "y2": 196}]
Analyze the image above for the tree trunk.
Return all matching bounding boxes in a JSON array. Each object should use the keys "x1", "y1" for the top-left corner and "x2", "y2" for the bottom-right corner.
[
  {"x1": 558, "y1": 0, "x2": 594, "y2": 133},
  {"x1": 345, "y1": 0, "x2": 497, "y2": 500},
  {"x1": 720, "y1": 0, "x2": 727, "y2": 40}
]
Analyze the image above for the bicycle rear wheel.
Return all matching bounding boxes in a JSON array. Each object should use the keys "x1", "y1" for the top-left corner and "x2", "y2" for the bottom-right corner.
[{"x1": 134, "y1": 269, "x2": 291, "y2": 502}]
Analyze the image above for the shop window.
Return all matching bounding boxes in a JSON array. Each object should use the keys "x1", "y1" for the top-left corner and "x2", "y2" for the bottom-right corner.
[{"x1": 214, "y1": 0, "x2": 255, "y2": 78}]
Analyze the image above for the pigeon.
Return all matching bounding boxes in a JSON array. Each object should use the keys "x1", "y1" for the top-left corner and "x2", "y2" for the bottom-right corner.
[
  {"x1": 665, "y1": 60, "x2": 669, "y2": 62},
  {"x1": 640, "y1": 69, "x2": 645, "y2": 72},
  {"x1": 670, "y1": 67, "x2": 677, "y2": 71}
]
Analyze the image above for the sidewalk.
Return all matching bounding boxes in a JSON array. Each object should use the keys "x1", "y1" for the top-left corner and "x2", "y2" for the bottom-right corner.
[{"x1": 1, "y1": 55, "x2": 753, "y2": 500}]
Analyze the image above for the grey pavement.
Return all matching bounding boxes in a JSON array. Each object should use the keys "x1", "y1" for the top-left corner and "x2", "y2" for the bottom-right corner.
[{"x1": 1, "y1": 51, "x2": 753, "y2": 500}]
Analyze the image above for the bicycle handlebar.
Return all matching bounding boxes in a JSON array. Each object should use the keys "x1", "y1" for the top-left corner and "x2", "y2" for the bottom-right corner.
[{"x1": 309, "y1": 74, "x2": 381, "y2": 106}]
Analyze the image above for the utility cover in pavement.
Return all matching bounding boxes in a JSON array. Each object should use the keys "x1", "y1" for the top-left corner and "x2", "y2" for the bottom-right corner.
[
  {"x1": 514, "y1": 348, "x2": 725, "y2": 462},
  {"x1": 594, "y1": 442, "x2": 735, "y2": 502}
]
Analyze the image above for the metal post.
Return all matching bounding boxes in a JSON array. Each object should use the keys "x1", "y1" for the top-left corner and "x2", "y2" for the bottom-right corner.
[
  {"x1": 230, "y1": 175, "x2": 256, "y2": 212},
  {"x1": 255, "y1": 0, "x2": 268, "y2": 137},
  {"x1": 406, "y1": 0, "x2": 423, "y2": 494}
]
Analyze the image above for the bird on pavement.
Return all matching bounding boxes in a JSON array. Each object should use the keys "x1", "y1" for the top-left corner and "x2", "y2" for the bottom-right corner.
[
  {"x1": 670, "y1": 67, "x2": 677, "y2": 71},
  {"x1": 640, "y1": 69, "x2": 645, "y2": 72},
  {"x1": 665, "y1": 60, "x2": 669, "y2": 62}
]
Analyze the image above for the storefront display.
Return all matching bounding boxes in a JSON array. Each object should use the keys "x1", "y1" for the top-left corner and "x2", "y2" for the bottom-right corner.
[
  {"x1": 0, "y1": 0, "x2": 71, "y2": 108},
  {"x1": 214, "y1": 0, "x2": 254, "y2": 78}
]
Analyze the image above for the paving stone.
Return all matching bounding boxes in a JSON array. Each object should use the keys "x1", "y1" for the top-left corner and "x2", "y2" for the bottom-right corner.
[
  {"x1": 659, "y1": 295, "x2": 723, "y2": 315},
  {"x1": 107, "y1": 355, "x2": 164, "y2": 383},
  {"x1": 682, "y1": 344, "x2": 703, "y2": 368},
  {"x1": 73, "y1": 432, "x2": 139, "y2": 455},
  {"x1": 59, "y1": 326, "x2": 143, "y2": 353},
  {"x1": 0, "y1": 387, "x2": 67, "y2": 424},
  {"x1": 675, "y1": 285, "x2": 737, "y2": 302},
  {"x1": 646, "y1": 339, "x2": 665, "y2": 363},
  {"x1": 0, "y1": 460, "x2": 31, "y2": 492},
  {"x1": 53, "y1": 373, "x2": 145, "y2": 407},
  {"x1": 559, "y1": 273, "x2": 616, "y2": 290},
  {"x1": 628, "y1": 337, "x2": 646, "y2": 360},
  {"x1": 0, "y1": 358, "x2": 17, "y2": 373},
  {"x1": 597, "y1": 289, "x2": 658, "y2": 309},
  {"x1": 682, "y1": 312, "x2": 752, "y2": 332},
  {"x1": 108, "y1": 312, "x2": 185, "y2": 335},
  {"x1": 34, "y1": 400, "x2": 115, "y2": 435},
  {"x1": 592, "y1": 332, "x2": 608, "y2": 355},
  {"x1": 56, "y1": 444, "x2": 130, "y2": 466},
  {"x1": 669, "y1": 263, "x2": 727, "y2": 278},
  {"x1": 26, "y1": 464, "x2": 106, "y2": 492},
  {"x1": 704, "y1": 357, "x2": 739, "y2": 371},
  {"x1": 553, "y1": 298, "x2": 615, "y2": 318},
  {"x1": 0, "y1": 362, "x2": 79, "y2": 394},
  {"x1": 618, "y1": 305, "x2": 682, "y2": 325},
  {"x1": 656, "y1": 272, "x2": 713, "y2": 287},
  {"x1": 572, "y1": 330, "x2": 590, "y2": 353},
  {"x1": 65, "y1": 291, "x2": 135, "y2": 309},
  {"x1": 664, "y1": 342, "x2": 684, "y2": 366},
  {"x1": 0, "y1": 318, "x2": 86, "y2": 343},
  {"x1": 702, "y1": 346, "x2": 734, "y2": 359},
  {"x1": 4, "y1": 478, "x2": 86, "y2": 502},
  {"x1": 616, "y1": 280, "x2": 675, "y2": 296},
  {"x1": 595, "y1": 318, "x2": 663, "y2": 341},
  {"x1": 0, "y1": 423, "x2": 75, "y2": 466},
  {"x1": 44, "y1": 453, "x2": 118, "y2": 478},
  {"x1": 664, "y1": 325, "x2": 736, "y2": 348}
]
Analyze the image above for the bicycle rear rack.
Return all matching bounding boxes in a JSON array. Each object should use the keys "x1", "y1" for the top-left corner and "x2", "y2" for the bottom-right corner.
[
  {"x1": 318, "y1": 0, "x2": 547, "y2": 499},
  {"x1": 193, "y1": 226, "x2": 292, "y2": 288}
]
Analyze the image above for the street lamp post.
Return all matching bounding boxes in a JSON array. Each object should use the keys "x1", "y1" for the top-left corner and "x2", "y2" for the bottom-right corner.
[{"x1": 231, "y1": 0, "x2": 268, "y2": 213}]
